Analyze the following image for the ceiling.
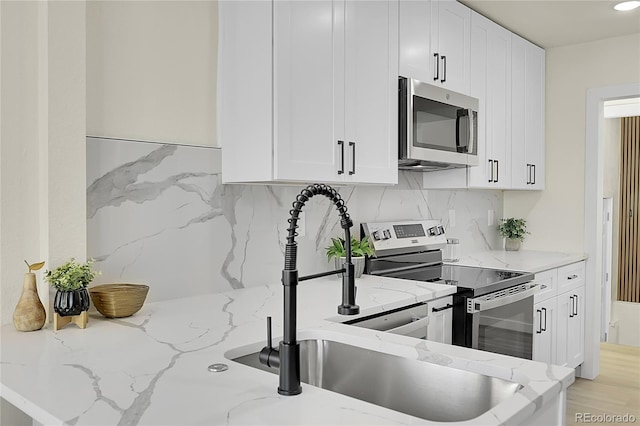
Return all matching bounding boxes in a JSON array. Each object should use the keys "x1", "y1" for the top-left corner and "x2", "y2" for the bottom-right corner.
[{"x1": 459, "y1": 0, "x2": 640, "y2": 48}]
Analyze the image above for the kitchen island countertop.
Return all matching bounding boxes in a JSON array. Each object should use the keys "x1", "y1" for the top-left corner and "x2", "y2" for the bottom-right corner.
[{"x1": 1, "y1": 274, "x2": 573, "y2": 426}]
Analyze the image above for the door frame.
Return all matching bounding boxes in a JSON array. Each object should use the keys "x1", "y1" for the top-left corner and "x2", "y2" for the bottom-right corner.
[
  {"x1": 601, "y1": 197, "x2": 613, "y2": 342},
  {"x1": 583, "y1": 83, "x2": 640, "y2": 379}
]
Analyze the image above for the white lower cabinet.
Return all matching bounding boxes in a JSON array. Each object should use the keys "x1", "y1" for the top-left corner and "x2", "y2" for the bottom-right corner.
[
  {"x1": 533, "y1": 297, "x2": 556, "y2": 365},
  {"x1": 532, "y1": 261, "x2": 585, "y2": 369},
  {"x1": 556, "y1": 286, "x2": 585, "y2": 368},
  {"x1": 426, "y1": 296, "x2": 453, "y2": 344}
]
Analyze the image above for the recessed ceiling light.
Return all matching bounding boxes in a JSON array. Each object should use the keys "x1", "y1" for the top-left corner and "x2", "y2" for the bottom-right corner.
[{"x1": 614, "y1": 1, "x2": 640, "y2": 11}]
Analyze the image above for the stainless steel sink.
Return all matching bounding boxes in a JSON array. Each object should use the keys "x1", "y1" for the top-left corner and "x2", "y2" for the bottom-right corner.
[{"x1": 232, "y1": 338, "x2": 521, "y2": 422}]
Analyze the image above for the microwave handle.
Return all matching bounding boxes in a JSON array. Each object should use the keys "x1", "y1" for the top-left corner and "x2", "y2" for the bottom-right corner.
[
  {"x1": 456, "y1": 109, "x2": 475, "y2": 154},
  {"x1": 468, "y1": 110, "x2": 476, "y2": 155},
  {"x1": 456, "y1": 111, "x2": 468, "y2": 152}
]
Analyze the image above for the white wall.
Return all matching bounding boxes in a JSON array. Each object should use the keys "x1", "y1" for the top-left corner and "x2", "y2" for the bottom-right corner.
[
  {"x1": 0, "y1": 0, "x2": 87, "y2": 323},
  {"x1": 504, "y1": 33, "x2": 640, "y2": 252},
  {"x1": 86, "y1": 0, "x2": 218, "y2": 147},
  {"x1": 0, "y1": 0, "x2": 41, "y2": 328},
  {"x1": 610, "y1": 302, "x2": 640, "y2": 347},
  {"x1": 1, "y1": 2, "x2": 41, "y2": 425},
  {"x1": 0, "y1": 1, "x2": 86, "y2": 421}
]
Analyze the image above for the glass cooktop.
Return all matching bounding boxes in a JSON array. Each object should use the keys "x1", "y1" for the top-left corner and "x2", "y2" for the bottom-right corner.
[{"x1": 385, "y1": 264, "x2": 533, "y2": 297}]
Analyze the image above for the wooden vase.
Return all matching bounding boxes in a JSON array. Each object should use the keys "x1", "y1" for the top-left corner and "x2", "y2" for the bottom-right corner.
[{"x1": 13, "y1": 273, "x2": 46, "y2": 332}]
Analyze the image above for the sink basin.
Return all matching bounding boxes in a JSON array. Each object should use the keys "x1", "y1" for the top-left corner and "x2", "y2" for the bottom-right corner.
[{"x1": 232, "y1": 338, "x2": 521, "y2": 422}]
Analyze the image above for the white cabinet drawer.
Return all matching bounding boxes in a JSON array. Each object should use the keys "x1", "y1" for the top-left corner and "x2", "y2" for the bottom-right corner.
[
  {"x1": 557, "y1": 261, "x2": 585, "y2": 294},
  {"x1": 534, "y1": 269, "x2": 558, "y2": 303}
]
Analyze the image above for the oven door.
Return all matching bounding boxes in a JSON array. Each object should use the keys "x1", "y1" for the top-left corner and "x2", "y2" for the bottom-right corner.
[{"x1": 467, "y1": 283, "x2": 540, "y2": 360}]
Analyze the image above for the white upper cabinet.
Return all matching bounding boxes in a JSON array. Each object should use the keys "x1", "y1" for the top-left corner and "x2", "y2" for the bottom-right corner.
[
  {"x1": 467, "y1": 11, "x2": 511, "y2": 188},
  {"x1": 343, "y1": 0, "x2": 399, "y2": 184},
  {"x1": 431, "y1": 0, "x2": 471, "y2": 95},
  {"x1": 423, "y1": 6, "x2": 546, "y2": 192},
  {"x1": 511, "y1": 34, "x2": 546, "y2": 190},
  {"x1": 399, "y1": 0, "x2": 470, "y2": 95},
  {"x1": 220, "y1": 1, "x2": 398, "y2": 185},
  {"x1": 272, "y1": 0, "x2": 341, "y2": 182}
]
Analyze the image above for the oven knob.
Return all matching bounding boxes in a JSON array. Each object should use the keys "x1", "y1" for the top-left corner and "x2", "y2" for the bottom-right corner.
[
  {"x1": 438, "y1": 225, "x2": 445, "y2": 235},
  {"x1": 382, "y1": 229, "x2": 392, "y2": 240},
  {"x1": 372, "y1": 230, "x2": 382, "y2": 241},
  {"x1": 427, "y1": 226, "x2": 437, "y2": 236}
]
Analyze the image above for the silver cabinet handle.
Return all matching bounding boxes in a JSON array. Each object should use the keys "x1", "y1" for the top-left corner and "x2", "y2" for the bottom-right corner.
[
  {"x1": 541, "y1": 307, "x2": 547, "y2": 331},
  {"x1": 348, "y1": 141, "x2": 355, "y2": 175},
  {"x1": 527, "y1": 164, "x2": 532, "y2": 184},
  {"x1": 441, "y1": 55, "x2": 447, "y2": 83},
  {"x1": 569, "y1": 295, "x2": 575, "y2": 318},
  {"x1": 494, "y1": 160, "x2": 499, "y2": 183},
  {"x1": 567, "y1": 274, "x2": 578, "y2": 280},
  {"x1": 488, "y1": 159, "x2": 494, "y2": 183},
  {"x1": 433, "y1": 53, "x2": 440, "y2": 81},
  {"x1": 573, "y1": 294, "x2": 578, "y2": 316},
  {"x1": 536, "y1": 309, "x2": 542, "y2": 334},
  {"x1": 532, "y1": 164, "x2": 536, "y2": 185},
  {"x1": 337, "y1": 140, "x2": 344, "y2": 175}
]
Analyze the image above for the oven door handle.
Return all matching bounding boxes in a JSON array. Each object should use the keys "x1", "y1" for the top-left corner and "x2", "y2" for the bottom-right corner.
[
  {"x1": 467, "y1": 283, "x2": 540, "y2": 314},
  {"x1": 385, "y1": 316, "x2": 430, "y2": 338}
]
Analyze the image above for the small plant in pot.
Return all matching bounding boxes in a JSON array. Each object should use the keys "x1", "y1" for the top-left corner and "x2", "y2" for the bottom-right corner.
[
  {"x1": 45, "y1": 259, "x2": 99, "y2": 317},
  {"x1": 325, "y1": 236, "x2": 375, "y2": 278},
  {"x1": 497, "y1": 218, "x2": 529, "y2": 251}
]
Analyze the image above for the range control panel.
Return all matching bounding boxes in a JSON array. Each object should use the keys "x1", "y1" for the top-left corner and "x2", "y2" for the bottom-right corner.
[{"x1": 361, "y1": 220, "x2": 447, "y2": 256}]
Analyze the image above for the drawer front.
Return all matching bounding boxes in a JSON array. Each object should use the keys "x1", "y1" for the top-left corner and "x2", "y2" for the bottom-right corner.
[
  {"x1": 557, "y1": 261, "x2": 585, "y2": 294},
  {"x1": 534, "y1": 269, "x2": 558, "y2": 303}
]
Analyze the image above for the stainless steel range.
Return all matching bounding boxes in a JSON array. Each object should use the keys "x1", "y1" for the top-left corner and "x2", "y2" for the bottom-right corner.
[{"x1": 360, "y1": 220, "x2": 539, "y2": 360}]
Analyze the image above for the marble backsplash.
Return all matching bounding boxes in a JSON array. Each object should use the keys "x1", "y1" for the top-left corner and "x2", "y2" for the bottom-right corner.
[{"x1": 87, "y1": 137, "x2": 503, "y2": 302}]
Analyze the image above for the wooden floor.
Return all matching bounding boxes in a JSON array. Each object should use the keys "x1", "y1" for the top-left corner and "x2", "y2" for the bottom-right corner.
[{"x1": 566, "y1": 343, "x2": 640, "y2": 425}]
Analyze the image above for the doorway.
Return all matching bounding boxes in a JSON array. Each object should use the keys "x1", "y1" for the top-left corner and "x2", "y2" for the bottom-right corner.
[{"x1": 584, "y1": 83, "x2": 640, "y2": 379}]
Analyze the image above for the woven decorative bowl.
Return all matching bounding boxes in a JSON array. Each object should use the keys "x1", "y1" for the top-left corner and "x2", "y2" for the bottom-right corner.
[{"x1": 89, "y1": 284, "x2": 149, "y2": 318}]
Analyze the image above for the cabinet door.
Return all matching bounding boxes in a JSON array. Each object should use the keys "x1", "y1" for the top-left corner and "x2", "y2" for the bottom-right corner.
[
  {"x1": 344, "y1": 0, "x2": 398, "y2": 184},
  {"x1": 426, "y1": 296, "x2": 453, "y2": 344},
  {"x1": 431, "y1": 0, "x2": 470, "y2": 95},
  {"x1": 510, "y1": 35, "x2": 528, "y2": 189},
  {"x1": 533, "y1": 298, "x2": 556, "y2": 364},
  {"x1": 525, "y1": 44, "x2": 545, "y2": 189},
  {"x1": 399, "y1": 0, "x2": 432, "y2": 83},
  {"x1": 467, "y1": 12, "x2": 510, "y2": 189},
  {"x1": 511, "y1": 35, "x2": 545, "y2": 190},
  {"x1": 567, "y1": 286, "x2": 585, "y2": 368},
  {"x1": 273, "y1": 0, "x2": 346, "y2": 183},
  {"x1": 556, "y1": 287, "x2": 585, "y2": 368}
]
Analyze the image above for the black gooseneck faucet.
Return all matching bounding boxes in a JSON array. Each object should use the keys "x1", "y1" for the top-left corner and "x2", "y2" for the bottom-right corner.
[{"x1": 258, "y1": 183, "x2": 360, "y2": 395}]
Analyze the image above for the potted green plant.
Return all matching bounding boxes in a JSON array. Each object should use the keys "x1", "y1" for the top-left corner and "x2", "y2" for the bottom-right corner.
[
  {"x1": 325, "y1": 236, "x2": 375, "y2": 278},
  {"x1": 45, "y1": 259, "x2": 99, "y2": 317},
  {"x1": 497, "y1": 218, "x2": 529, "y2": 251}
]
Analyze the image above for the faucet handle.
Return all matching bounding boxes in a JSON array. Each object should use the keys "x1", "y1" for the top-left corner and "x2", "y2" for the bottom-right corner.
[
  {"x1": 266, "y1": 316, "x2": 273, "y2": 349},
  {"x1": 259, "y1": 316, "x2": 280, "y2": 369}
]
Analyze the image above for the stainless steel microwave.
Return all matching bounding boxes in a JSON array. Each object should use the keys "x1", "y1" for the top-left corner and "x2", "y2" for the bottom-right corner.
[{"x1": 399, "y1": 77, "x2": 479, "y2": 171}]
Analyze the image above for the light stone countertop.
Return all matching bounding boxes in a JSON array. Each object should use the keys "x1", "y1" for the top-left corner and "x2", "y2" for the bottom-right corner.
[
  {"x1": 447, "y1": 250, "x2": 587, "y2": 273},
  {"x1": 0, "y1": 274, "x2": 574, "y2": 426}
]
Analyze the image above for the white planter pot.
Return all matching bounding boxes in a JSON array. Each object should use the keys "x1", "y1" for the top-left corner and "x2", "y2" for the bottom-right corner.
[
  {"x1": 334, "y1": 256, "x2": 365, "y2": 278},
  {"x1": 505, "y1": 238, "x2": 522, "y2": 251}
]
